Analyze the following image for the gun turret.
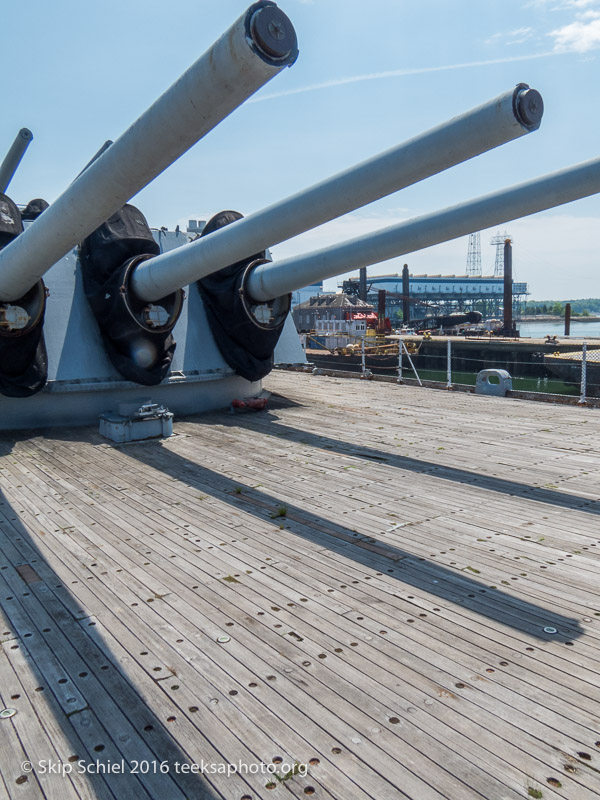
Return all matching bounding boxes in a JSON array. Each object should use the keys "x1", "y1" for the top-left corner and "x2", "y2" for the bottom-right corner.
[
  {"x1": 0, "y1": 1, "x2": 298, "y2": 304},
  {"x1": 1, "y1": 1, "x2": 597, "y2": 428},
  {"x1": 129, "y1": 85, "x2": 543, "y2": 302},
  {"x1": 0, "y1": 128, "x2": 33, "y2": 194}
]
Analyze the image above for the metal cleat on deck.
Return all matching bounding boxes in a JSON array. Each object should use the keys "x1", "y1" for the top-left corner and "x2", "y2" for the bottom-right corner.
[
  {"x1": 99, "y1": 401, "x2": 174, "y2": 443},
  {"x1": 475, "y1": 369, "x2": 513, "y2": 397}
]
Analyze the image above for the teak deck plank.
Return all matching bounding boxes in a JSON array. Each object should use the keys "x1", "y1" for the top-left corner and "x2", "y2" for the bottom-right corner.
[{"x1": 1, "y1": 370, "x2": 600, "y2": 799}]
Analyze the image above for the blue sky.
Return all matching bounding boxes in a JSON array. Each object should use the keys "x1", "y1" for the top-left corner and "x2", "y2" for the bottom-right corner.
[{"x1": 2, "y1": 0, "x2": 599, "y2": 299}]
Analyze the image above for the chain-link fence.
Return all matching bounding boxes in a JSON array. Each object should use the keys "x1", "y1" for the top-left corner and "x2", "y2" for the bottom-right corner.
[
  {"x1": 397, "y1": 336, "x2": 600, "y2": 402},
  {"x1": 302, "y1": 332, "x2": 600, "y2": 402}
]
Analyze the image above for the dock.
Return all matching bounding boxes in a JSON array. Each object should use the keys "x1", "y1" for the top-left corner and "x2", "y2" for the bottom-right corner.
[{"x1": 1, "y1": 370, "x2": 599, "y2": 799}]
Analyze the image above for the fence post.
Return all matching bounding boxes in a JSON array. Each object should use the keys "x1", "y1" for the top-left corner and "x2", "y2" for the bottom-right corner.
[
  {"x1": 446, "y1": 338, "x2": 452, "y2": 389},
  {"x1": 397, "y1": 337, "x2": 403, "y2": 383},
  {"x1": 579, "y1": 341, "x2": 587, "y2": 404},
  {"x1": 361, "y1": 336, "x2": 366, "y2": 376}
]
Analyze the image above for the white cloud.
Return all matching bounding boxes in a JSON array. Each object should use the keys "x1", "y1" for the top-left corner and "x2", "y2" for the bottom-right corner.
[
  {"x1": 484, "y1": 28, "x2": 534, "y2": 45},
  {"x1": 495, "y1": 1, "x2": 600, "y2": 51},
  {"x1": 509, "y1": 26, "x2": 535, "y2": 42},
  {"x1": 527, "y1": 0, "x2": 600, "y2": 8},
  {"x1": 526, "y1": 0, "x2": 600, "y2": 51},
  {"x1": 568, "y1": 0, "x2": 600, "y2": 8},
  {"x1": 509, "y1": 33, "x2": 536, "y2": 44},
  {"x1": 486, "y1": 26, "x2": 535, "y2": 45},
  {"x1": 550, "y1": 12, "x2": 600, "y2": 51}
]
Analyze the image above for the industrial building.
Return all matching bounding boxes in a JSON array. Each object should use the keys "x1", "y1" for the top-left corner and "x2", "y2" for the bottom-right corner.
[
  {"x1": 292, "y1": 293, "x2": 374, "y2": 332},
  {"x1": 341, "y1": 272, "x2": 529, "y2": 321},
  {"x1": 291, "y1": 281, "x2": 323, "y2": 308}
]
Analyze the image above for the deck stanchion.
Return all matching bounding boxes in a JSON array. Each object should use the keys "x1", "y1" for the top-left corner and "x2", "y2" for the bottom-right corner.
[
  {"x1": 402, "y1": 342, "x2": 422, "y2": 386},
  {"x1": 361, "y1": 337, "x2": 366, "y2": 376},
  {"x1": 579, "y1": 341, "x2": 587, "y2": 404},
  {"x1": 397, "y1": 337, "x2": 403, "y2": 383},
  {"x1": 446, "y1": 339, "x2": 452, "y2": 389}
]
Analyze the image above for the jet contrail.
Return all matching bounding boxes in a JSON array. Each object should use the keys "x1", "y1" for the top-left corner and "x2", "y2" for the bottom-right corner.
[{"x1": 251, "y1": 50, "x2": 560, "y2": 103}]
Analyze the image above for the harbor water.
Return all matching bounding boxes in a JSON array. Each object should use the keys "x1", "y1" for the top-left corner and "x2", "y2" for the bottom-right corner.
[{"x1": 519, "y1": 319, "x2": 600, "y2": 339}]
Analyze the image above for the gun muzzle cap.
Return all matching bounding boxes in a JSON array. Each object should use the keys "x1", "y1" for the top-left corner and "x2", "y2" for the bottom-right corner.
[
  {"x1": 516, "y1": 87, "x2": 544, "y2": 128},
  {"x1": 250, "y1": 5, "x2": 297, "y2": 60}
]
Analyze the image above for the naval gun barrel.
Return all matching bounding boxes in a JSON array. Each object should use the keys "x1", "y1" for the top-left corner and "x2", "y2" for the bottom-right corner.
[
  {"x1": 0, "y1": 1, "x2": 298, "y2": 303},
  {"x1": 130, "y1": 84, "x2": 543, "y2": 302},
  {"x1": 245, "y1": 156, "x2": 600, "y2": 301},
  {"x1": 0, "y1": 128, "x2": 33, "y2": 194}
]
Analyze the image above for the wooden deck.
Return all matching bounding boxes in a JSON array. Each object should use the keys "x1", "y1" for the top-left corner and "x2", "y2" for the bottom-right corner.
[{"x1": 1, "y1": 370, "x2": 599, "y2": 800}]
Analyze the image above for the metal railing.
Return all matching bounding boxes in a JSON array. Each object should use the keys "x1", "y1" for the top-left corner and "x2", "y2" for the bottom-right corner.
[
  {"x1": 433, "y1": 338, "x2": 600, "y2": 402},
  {"x1": 302, "y1": 330, "x2": 600, "y2": 402}
]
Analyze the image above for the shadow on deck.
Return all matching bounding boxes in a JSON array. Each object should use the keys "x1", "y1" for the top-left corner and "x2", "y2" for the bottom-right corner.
[
  {"x1": 0, "y1": 472, "x2": 224, "y2": 800},
  {"x1": 116, "y1": 412, "x2": 584, "y2": 644}
]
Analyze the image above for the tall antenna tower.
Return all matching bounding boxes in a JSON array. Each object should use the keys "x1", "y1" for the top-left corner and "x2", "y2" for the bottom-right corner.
[
  {"x1": 490, "y1": 230, "x2": 513, "y2": 276},
  {"x1": 466, "y1": 232, "x2": 482, "y2": 276}
]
